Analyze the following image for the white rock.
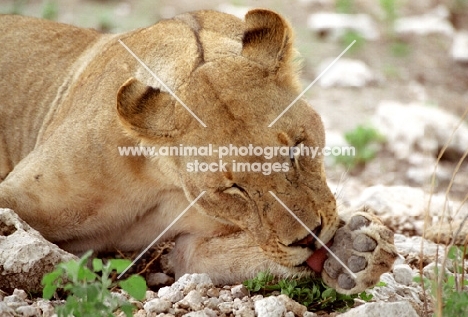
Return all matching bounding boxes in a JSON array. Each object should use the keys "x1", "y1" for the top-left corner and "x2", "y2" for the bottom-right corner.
[
  {"x1": 3, "y1": 295, "x2": 26, "y2": 307},
  {"x1": 352, "y1": 185, "x2": 452, "y2": 235},
  {"x1": 307, "y1": 13, "x2": 379, "y2": 40},
  {"x1": 277, "y1": 294, "x2": 307, "y2": 316},
  {"x1": 184, "y1": 309, "x2": 218, "y2": 317},
  {"x1": 35, "y1": 300, "x2": 55, "y2": 317},
  {"x1": 181, "y1": 290, "x2": 203, "y2": 311},
  {"x1": 373, "y1": 101, "x2": 468, "y2": 160},
  {"x1": 394, "y1": 5, "x2": 454, "y2": 36},
  {"x1": 157, "y1": 287, "x2": 184, "y2": 303},
  {"x1": 12, "y1": 289, "x2": 28, "y2": 301},
  {"x1": 173, "y1": 273, "x2": 213, "y2": 292},
  {"x1": 395, "y1": 234, "x2": 446, "y2": 260},
  {"x1": 204, "y1": 297, "x2": 220, "y2": 309},
  {"x1": 235, "y1": 305, "x2": 255, "y2": 317},
  {"x1": 451, "y1": 31, "x2": 468, "y2": 63},
  {"x1": 144, "y1": 298, "x2": 172, "y2": 314},
  {"x1": 15, "y1": 305, "x2": 39, "y2": 316},
  {"x1": 316, "y1": 58, "x2": 375, "y2": 88},
  {"x1": 303, "y1": 312, "x2": 318, "y2": 317},
  {"x1": 218, "y1": 301, "x2": 235, "y2": 314},
  {"x1": 145, "y1": 290, "x2": 158, "y2": 301},
  {"x1": 231, "y1": 284, "x2": 249, "y2": 299},
  {"x1": 219, "y1": 291, "x2": 233, "y2": 302},
  {"x1": 339, "y1": 301, "x2": 419, "y2": 317},
  {"x1": 393, "y1": 264, "x2": 414, "y2": 286},
  {"x1": 423, "y1": 262, "x2": 451, "y2": 280},
  {"x1": 0, "y1": 302, "x2": 14, "y2": 317},
  {"x1": 0, "y1": 208, "x2": 76, "y2": 291},
  {"x1": 254, "y1": 296, "x2": 286, "y2": 317}
]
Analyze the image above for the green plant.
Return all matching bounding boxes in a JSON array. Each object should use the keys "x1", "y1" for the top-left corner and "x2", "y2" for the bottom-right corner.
[
  {"x1": 42, "y1": 251, "x2": 147, "y2": 317},
  {"x1": 335, "y1": 124, "x2": 385, "y2": 169},
  {"x1": 415, "y1": 246, "x2": 468, "y2": 316},
  {"x1": 42, "y1": 0, "x2": 58, "y2": 21},
  {"x1": 243, "y1": 271, "x2": 374, "y2": 312}
]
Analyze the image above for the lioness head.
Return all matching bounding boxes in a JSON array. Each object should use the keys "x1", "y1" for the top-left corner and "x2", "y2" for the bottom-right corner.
[{"x1": 116, "y1": 9, "x2": 339, "y2": 269}]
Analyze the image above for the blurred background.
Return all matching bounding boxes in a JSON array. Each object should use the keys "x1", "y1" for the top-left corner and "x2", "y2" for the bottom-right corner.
[{"x1": 1, "y1": 0, "x2": 467, "y2": 200}]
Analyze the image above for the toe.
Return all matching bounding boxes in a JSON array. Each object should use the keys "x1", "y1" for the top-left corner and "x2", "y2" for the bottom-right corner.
[{"x1": 353, "y1": 234, "x2": 377, "y2": 252}]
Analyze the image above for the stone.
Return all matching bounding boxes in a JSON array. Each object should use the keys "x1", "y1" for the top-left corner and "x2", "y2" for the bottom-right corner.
[
  {"x1": 231, "y1": 284, "x2": 249, "y2": 299},
  {"x1": 157, "y1": 287, "x2": 184, "y2": 303},
  {"x1": 35, "y1": 300, "x2": 55, "y2": 317},
  {"x1": 0, "y1": 208, "x2": 77, "y2": 292},
  {"x1": 277, "y1": 294, "x2": 307, "y2": 316},
  {"x1": 394, "y1": 5, "x2": 454, "y2": 36},
  {"x1": 351, "y1": 185, "x2": 453, "y2": 236},
  {"x1": 15, "y1": 305, "x2": 39, "y2": 316},
  {"x1": 316, "y1": 58, "x2": 375, "y2": 88},
  {"x1": 307, "y1": 13, "x2": 379, "y2": 40},
  {"x1": 206, "y1": 287, "x2": 220, "y2": 298},
  {"x1": 144, "y1": 298, "x2": 172, "y2": 314},
  {"x1": 339, "y1": 301, "x2": 419, "y2": 317},
  {"x1": 373, "y1": 101, "x2": 468, "y2": 160},
  {"x1": 12, "y1": 289, "x2": 28, "y2": 301},
  {"x1": 0, "y1": 302, "x2": 14, "y2": 317},
  {"x1": 172, "y1": 273, "x2": 213, "y2": 293},
  {"x1": 254, "y1": 296, "x2": 286, "y2": 317},
  {"x1": 451, "y1": 31, "x2": 468, "y2": 63},
  {"x1": 146, "y1": 272, "x2": 174, "y2": 287},
  {"x1": 393, "y1": 264, "x2": 414, "y2": 286},
  {"x1": 181, "y1": 290, "x2": 203, "y2": 311},
  {"x1": 184, "y1": 309, "x2": 217, "y2": 317}
]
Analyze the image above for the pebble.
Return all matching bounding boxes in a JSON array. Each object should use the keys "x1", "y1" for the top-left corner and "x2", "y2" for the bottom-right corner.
[
  {"x1": 394, "y1": 5, "x2": 454, "y2": 36},
  {"x1": 451, "y1": 31, "x2": 468, "y2": 63},
  {"x1": 144, "y1": 298, "x2": 172, "y2": 314},
  {"x1": 316, "y1": 58, "x2": 375, "y2": 88},
  {"x1": 393, "y1": 264, "x2": 414, "y2": 286},
  {"x1": 254, "y1": 296, "x2": 286, "y2": 317},
  {"x1": 339, "y1": 301, "x2": 419, "y2": 317}
]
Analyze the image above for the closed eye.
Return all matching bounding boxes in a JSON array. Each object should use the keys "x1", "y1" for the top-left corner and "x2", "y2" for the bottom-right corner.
[
  {"x1": 290, "y1": 141, "x2": 303, "y2": 169},
  {"x1": 223, "y1": 183, "x2": 249, "y2": 200}
]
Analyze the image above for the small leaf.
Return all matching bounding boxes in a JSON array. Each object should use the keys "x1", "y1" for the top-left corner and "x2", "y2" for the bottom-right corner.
[
  {"x1": 120, "y1": 303, "x2": 136, "y2": 317},
  {"x1": 92, "y1": 259, "x2": 103, "y2": 272},
  {"x1": 321, "y1": 287, "x2": 336, "y2": 301},
  {"x1": 42, "y1": 283, "x2": 58, "y2": 300},
  {"x1": 108, "y1": 259, "x2": 132, "y2": 273},
  {"x1": 119, "y1": 275, "x2": 147, "y2": 300}
]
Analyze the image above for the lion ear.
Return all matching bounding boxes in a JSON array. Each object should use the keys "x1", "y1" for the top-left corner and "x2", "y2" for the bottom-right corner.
[
  {"x1": 117, "y1": 77, "x2": 178, "y2": 139},
  {"x1": 241, "y1": 9, "x2": 295, "y2": 71}
]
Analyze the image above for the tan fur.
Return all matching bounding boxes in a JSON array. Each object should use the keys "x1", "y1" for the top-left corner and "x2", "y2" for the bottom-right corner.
[{"x1": 0, "y1": 10, "x2": 392, "y2": 292}]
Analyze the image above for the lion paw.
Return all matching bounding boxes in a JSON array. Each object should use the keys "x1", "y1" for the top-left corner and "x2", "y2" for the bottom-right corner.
[{"x1": 321, "y1": 209, "x2": 398, "y2": 294}]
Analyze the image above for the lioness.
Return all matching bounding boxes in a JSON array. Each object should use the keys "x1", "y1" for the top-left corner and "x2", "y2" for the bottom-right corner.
[{"x1": 0, "y1": 9, "x2": 396, "y2": 294}]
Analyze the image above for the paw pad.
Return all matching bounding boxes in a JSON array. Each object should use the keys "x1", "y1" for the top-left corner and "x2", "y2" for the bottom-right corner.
[{"x1": 321, "y1": 209, "x2": 398, "y2": 294}]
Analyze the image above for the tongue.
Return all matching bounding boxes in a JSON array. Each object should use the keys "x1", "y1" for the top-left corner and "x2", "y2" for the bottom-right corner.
[{"x1": 306, "y1": 244, "x2": 330, "y2": 273}]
